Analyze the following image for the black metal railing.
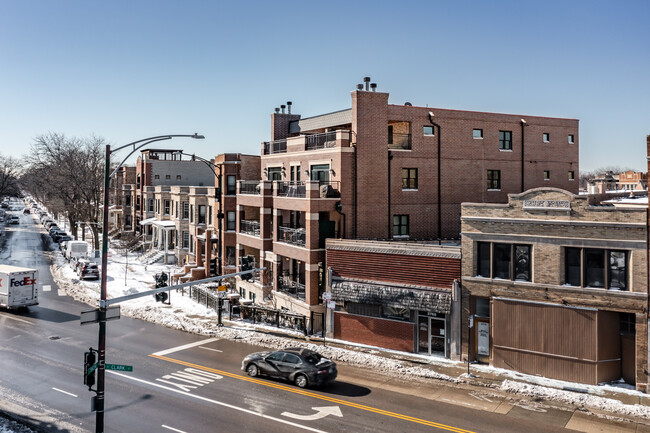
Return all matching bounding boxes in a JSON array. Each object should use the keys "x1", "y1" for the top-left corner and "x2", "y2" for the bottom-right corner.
[
  {"x1": 318, "y1": 181, "x2": 341, "y2": 198},
  {"x1": 305, "y1": 131, "x2": 338, "y2": 151},
  {"x1": 237, "y1": 305, "x2": 307, "y2": 334},
  {"x1": 278, "y1": 274, "x2": 306, "y2": 300},
  {"x1": 276, "y1": 181, "x2": 306, "y2": 198},
  {"x1": 239, "y1": 181, "x2": 261, "y2": 195},
  {"x1": 389, "y1": 133, "x2": 412, "y2": 150},
  {"x1": 277, "y1": 226, "x2": 306, "y2": 246},
  {"x1": 240, "y1": 219, "x2": 260, "y2": 237},
  {"x1": 263, "y1": 139, "x2": 287, "y2": 155}
]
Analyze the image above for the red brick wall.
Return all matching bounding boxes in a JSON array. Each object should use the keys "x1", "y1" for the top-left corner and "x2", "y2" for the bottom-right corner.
[{"x1": 334, "y1": 312, "x2": 415, "y2": 352}]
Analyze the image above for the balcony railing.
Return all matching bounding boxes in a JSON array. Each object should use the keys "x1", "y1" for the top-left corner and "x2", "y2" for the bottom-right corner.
[
  {"x1": 240, "y1": 219, "x2": 261, "y2": 237},
  {"x1": 277, "y1": 181, "x2": 306, "y2": 198},
  {"x1": 389, "y1": 133, "x2": 412, "y2": 150},
  {"x1": 278, "y1": 275, "x2": 306, "y2": 300},
  {"x1": 278, "y1": 226, "x2": 306, "y2": 246},
  {"x1": 263, "y1": 139, "x2": 287, "y2": 155},
  {"x1": 305, "y1": 131, "x2": 338, "y2": 151},
  {"x1": 240, "y1": 181, "x2": 261, "y2": 195}
]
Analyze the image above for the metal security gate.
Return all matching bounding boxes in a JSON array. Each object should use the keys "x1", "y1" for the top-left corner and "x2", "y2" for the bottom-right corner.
[{"x1": 310, "y1": 311, "x2": 324, "y2": 337}]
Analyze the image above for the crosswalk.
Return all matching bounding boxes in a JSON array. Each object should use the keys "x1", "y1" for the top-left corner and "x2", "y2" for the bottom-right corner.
[{"x1": 41, "y1": 285, "x2": 66, "y2": 296}]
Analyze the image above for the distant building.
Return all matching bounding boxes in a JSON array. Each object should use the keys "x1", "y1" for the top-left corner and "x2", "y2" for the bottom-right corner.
[{"x1": 617, "y1": 170, "x2": 647, "y2": 191}]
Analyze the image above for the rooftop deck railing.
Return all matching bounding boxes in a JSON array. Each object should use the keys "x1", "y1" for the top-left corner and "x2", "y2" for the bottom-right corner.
[
  {"x1": 263, "y1": 139, "x2": 287, "y2": 155},
  {"x1": 239, "y1": 181, "x2": 261, "y2": 195},
  {"x1": 389, "y1": 133, "x2": 412, "y2": 150},
  {"x1": 277, "y1": 225, "x2": 306, "y2": 247},
  {"x1": 305, "y1": 131, "x2": 338, "y2": 151},
  {"x1": 240, "y1": 219, "x2": 261, "y2": 237},
  {"x1": 276, "y1": 181, "x2": 306, "y2": 198}
]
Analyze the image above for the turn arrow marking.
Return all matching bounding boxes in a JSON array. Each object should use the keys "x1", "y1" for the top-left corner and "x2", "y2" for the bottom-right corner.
[{"x1": 282, "y1": 406, "x2": 343, "y2": 421}]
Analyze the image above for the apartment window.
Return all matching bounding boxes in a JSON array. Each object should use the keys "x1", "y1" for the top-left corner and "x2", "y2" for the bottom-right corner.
[
  {"x1": 290, "y1": 165, "x2": 301, "y2": 182},
  {"x1": 543, "y1": 133, "x2": 550, "y2": 142},
  {"x1": 568, "y1": 134, "x2": 575, "y2": 144},
  {"x1": 226, "y1": 175, "x2": 237, "y2": 195},
  {"x1": 176, "y1": 175, "x2": 181, "y2": 180},
  {"x1": 226, "y1": 247, "x2": 236, "y2": 266},
  {"x1": 125, "y1": 196, "x2": 131, "y2": 206},
  {"x1": 499, "y1": 130, "x2": 512, "y2": 150},
  {"x1": 189, "y1": 235, "x2": 194, "y2": 253},
  {"x1": 487, "y1": 170, "x2": 501, "y2": 190},
  {"x1": 198, "y1": 205, "x2": 206, "y2": 224},
  {"x1": 423, "y1": 125, "x2": 434, "y2": 136},
  {"x1": 182, "y1": 231, "x2": 189, "y2": 249},
  {"x1": 154, "y1": 175, "x2": 160, "y2": 179},
  {"x1": 402, "y1": 168, "x2": 418, "y2": 189},
  {"x1": 311, "y1": 164, "x2": 330, "y2": 183},
  {"x1": 190, "y1": 205, "x2": 194, "y2": 223},
  {"x1": 175, "y1": 201, "x2": 178, "y2": 216},
  {"x1": 239, "y1": 287, "x2": 246, "y2": 298},
  {"x1": 165, "y1": 175, "x2": 171, "y2": 180},
  {"x1": 392, "y1": 214, "x2": 409, "y2": 237},
  {"x1": 164, "y1": 200, "x2": 170, "y2": 215},
  {"x1": 544, "y1": 170, "x2": 550, "y2": 180},
  {"x1": 249, "y1": 292, "x2": 256, "y2": 303},
  {"x1": 148, "y1": 199, "x2": 154, "y2": 212},
  {"x1": 136, "y1": 196, "x2": 140, "y2": 211},
  {"x1": 568, "y1": 171, "x2": 575, "y2": 181},
  {"x1": 227, "y1": 211, "x2": 236, "y2": 231},
  {"x1": 208, "y1": 206, "x2": 212, "y2": 225},
  {"x1": 477, "y1": 242, "x2": 531, "y2": 282},
  {"x1": 182, "y1": 202, "x2": 189, "y2": 219},
  {"x1": 473, "y1": 129, "x2": 483, "y2": 139},
  {"x1": 136, "y1": 174, "x2": 141, "y2": 189},
  {"x1": 267, "y1": 167, "x2": 282, "y2": 181},
  {"x1": 565, "y1": 247, "x2": 627, "y2": 290}
]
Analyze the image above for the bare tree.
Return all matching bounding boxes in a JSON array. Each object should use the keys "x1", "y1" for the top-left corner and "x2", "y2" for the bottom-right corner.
[{"x1": 0, "y1": 154, "x2": 22, "y2": 198}]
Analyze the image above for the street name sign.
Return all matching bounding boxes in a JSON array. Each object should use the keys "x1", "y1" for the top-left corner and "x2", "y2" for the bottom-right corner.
[
  {"x1": 87, "y1": 362, "x2": 99, "y2": 375},
  {"x1": 105, "y1": 364, "x2": 133, "y2": 372},
  {"x1": 80, "y1": 306, "x2": 121, "y2": 325}
]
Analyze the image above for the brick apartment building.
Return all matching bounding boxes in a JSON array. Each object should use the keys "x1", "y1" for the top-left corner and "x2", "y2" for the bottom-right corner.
[
  {"x1": 235, "y1": 78, "x2": 580, "y2": 320},
  {"x1": 461, "y1": 187, "x2": 648, "y2": 390}
]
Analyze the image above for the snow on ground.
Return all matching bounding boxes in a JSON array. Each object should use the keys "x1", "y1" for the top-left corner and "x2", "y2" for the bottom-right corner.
[
  {"x1": 0, "y1": 417, "x2": 36, "y2": 433},
  {"x1": 42, "y1": 226, "x2": 650, "y2": 421}
]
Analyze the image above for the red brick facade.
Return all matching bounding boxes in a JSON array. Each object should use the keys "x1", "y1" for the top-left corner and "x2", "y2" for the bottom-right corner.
[{"x1": 334, "y1": 312, "x2": 415, "y2": 352}]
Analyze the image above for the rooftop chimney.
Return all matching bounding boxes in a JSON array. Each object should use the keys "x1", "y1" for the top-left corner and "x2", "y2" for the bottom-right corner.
[
  {"x1": 280, "y1": 104, "x2": 286, "y2": 114},
  {"x1": 287, "y1": 101, "x2": 292, "y2": 114},
  {"x1": 275, "y1": 107, "x2": 280, "y2": 113},
  {"x1": 363, "y1": 76, "x2": 371, "y2": 91},
  {"x1": 356, "y1": 84, "x2": 364, "y2": 90},
  {"x1": 370, "y1": 82, "x2": 377, "y2": 92}
]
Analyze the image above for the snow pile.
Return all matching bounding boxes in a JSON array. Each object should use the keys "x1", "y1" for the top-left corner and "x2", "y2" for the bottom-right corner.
[
  {"x1": 0, "y1": 417, "x2": 36, "y2": 433},
  {"x1": 501, "y1": 380, "x2": 650, "y2": 419}
]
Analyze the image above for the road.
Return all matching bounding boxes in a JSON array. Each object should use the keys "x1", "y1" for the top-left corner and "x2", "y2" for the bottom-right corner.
[{"x1": 0, "y1": 210, "x2": 638, "y2": 432}]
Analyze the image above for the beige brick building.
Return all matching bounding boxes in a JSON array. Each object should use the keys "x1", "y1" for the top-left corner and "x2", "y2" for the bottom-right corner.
[{"x1": 461, "y1": 187, "x2": 648, "y2": 390}]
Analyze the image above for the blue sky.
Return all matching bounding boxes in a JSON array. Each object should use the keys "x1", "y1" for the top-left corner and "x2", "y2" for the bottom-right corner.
[{"x1": 0, "y1": 0, "x2": 648, "y2": 171}]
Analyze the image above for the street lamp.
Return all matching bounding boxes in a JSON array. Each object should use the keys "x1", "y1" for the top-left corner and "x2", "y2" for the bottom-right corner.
[
  {"x1": 95, "y1": 134, "x2": 204, "y2": 433},
  {"x1": 177, "y1": 152, "x2": 224, "y2": 276}
]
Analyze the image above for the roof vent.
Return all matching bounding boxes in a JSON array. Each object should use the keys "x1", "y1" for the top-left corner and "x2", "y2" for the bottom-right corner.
[
  {"x1": 287, "y1": 101, "x2": 292, "y2": 114},
  {"x1": 356, "y1": 84, "x2": 364, "y2": 90},
  {"x1": 280, "y1": 104, "x2": 286, "y2": 114},
  {"x1": 275, "y1": 107, "x2": 280, "y2": 114},
  {"x1": 370, "y1": 83, "x2": 377, "y2": 92},
  {"x1": 404, "y1": 102, "x2": 412, "y2": 106},
  {"x1": 363, "y1": 76, "x2": 371, "y2": 91}
]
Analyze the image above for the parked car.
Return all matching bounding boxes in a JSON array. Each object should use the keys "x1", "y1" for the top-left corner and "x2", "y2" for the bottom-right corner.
[
  {"x1": 78, "y1": 262, "x2": 99, "y2": 280},
  {"x1": 60, "y1": 240, "x2": 69, "y2": 253},
  {"x1": 52, "y1": 233, "x2": 72, "y2": 244},
  {"x1": 45, "y1": 221, "x2": 58, "y2": 230},
  {"x1": 241, "y1": 348, "x2": 337, "y2": 388},
  {"x1": 7, "y1": 215, "x2": 19, "y2": 225},
  {"x1": 66, "y1": 240, "x2": 89, "y2": 262},
  {"x1": 73, "y1": 258, "x2": 91, "y2": 273}
]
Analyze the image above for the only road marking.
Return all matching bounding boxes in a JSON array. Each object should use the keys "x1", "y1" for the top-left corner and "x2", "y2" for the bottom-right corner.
[
  {"x1": 152, "y1": 338, "x2": 220, "y2": 356},
  {"x1": 282, "y1": 406, "x2": 343, "y2": 421}
]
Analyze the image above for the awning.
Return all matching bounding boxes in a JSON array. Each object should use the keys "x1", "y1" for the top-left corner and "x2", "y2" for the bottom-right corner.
[
  {"x1": 152, "y1": 220, "x2": 176, "y2": 229},
  {"x1": 331, "y1": 278, "x2": 452, "y2": 314},
  {"x1": 139, "y1": 217, "x2": 157, "y2": 226}
]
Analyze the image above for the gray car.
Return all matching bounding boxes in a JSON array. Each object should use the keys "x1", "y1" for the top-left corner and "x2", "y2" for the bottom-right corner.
[{"x1": 241, "y1": 347, "x2": 337, "y2": 388}]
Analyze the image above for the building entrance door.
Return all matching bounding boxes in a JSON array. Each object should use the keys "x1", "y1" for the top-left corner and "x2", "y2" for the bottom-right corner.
[{"x1": 418, "y1": 314, "x2": 446, "y2": 357}]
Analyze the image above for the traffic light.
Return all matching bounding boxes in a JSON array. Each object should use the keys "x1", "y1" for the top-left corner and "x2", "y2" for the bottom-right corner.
[
  {"x1": 209, "y1": 258, "x2": 217, "y2": 276},
  {"x1": 239, "y1": 255, "x2": 254, "y2": 281},
  {"x1": 154, "y1": 273, "x2": 169, "y2": 303},
  {"x1": 84, "y1": 349, "x2": 97, "y2": 390}
]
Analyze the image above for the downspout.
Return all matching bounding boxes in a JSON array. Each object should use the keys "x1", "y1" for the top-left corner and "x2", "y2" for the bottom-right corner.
[
  {"x1": 428, "y1": 112, "x2": 442, "y2": 242},
  {"x1": 388, "y1": 151, "x2": 393, "y2": 238},
  {"x1": 353, "y1": 140, "x2": 358, "y2": 238},
  {"x1": 521, "y1": 119, "x2": 527, "y2": 192}
]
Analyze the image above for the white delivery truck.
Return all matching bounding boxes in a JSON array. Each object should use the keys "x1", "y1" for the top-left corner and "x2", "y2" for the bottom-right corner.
[
  {"x1": 0, "y1": 265, "x2": 38, "y2": 309},
  {"x1": 65, "y1": 240, "x2": 90, "y2": 262}
]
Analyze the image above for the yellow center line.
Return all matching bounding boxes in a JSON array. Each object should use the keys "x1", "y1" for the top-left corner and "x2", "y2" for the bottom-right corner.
[{"x1": 149, "y1": 354, "x2": 476, "y2": 433}]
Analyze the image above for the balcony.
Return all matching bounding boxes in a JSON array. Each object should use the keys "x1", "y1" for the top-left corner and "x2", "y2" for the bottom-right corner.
[
  {"x1": 263, "y1": 139, "x2": 287, "y2": 155},
  {"x1": 389, "y1": 133, "x2": 412, "y2": 150},
  {"x1": 278, "y1": 274, "x2": 306, "y2": 300},
  {"x1": 240, "y1": 181, "x2": 261, "y2": 195},
  {"x1": 240, "y1": 219, "x2": 261, "y2": 237},
  {"x1": 305, "y1": 131, "x2": 337, "y2": 151},
  {"x1": 278, "y1": 226, "x2": 306, "y2": 247},
  {"x1": 277, "y1": 181, "x2": 306, "y2": 198}
]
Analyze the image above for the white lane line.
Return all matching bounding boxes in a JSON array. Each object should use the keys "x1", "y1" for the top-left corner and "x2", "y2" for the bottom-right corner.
[
  {"x1": 162, "y1": 425, "x2": 187, "y2": 433},
  {"x1": 42, "y1": 285, "x2": 51, "y2": 292},
  {"x1": 0, "y1": 314, "x2": 32, "y2": 325},
  {"x1": 152, "y1": 338, "x2": 220, "y2": 356},
  {"x1": 109, "y1": 371, "x2": 329, "y2": 433},
  {"x1": 199, "y1": 346, "x2": 222, "y2": 353},
  {"x1": 52, "y1": 388, "x2": 77, "y2": 397}
]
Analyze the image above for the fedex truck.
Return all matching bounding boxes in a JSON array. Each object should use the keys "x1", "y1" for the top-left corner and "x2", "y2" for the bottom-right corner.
[{"x1": 0, "y1": 265, "x2": 38, "y2": 309}]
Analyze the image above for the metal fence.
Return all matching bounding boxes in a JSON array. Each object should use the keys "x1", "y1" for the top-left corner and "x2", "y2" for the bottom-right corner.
[
  {"x1": 263, "y1": 139, "x2": 287, "y2": 155},
  {"x1": 277, "y1": 226, "x2": 306, "y2": 246},
  {"x1": 305, "y1": 131, "x2": 337, "y2": 151}
]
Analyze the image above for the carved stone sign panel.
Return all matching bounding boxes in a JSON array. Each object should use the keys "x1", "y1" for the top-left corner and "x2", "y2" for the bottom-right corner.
[{"x1": 523, "y1": 199, "x2": 570, "y2": 211}]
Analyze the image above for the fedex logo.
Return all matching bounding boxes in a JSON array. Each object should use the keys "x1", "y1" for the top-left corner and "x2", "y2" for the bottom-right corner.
[{"x1": 11, "y1": 276, "x2": 36, "y2": 287}]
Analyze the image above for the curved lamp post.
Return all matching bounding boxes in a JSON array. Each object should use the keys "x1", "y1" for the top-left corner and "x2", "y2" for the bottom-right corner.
[{"x1": 95, "y1": 134, "x2": 204, "y2": 432}]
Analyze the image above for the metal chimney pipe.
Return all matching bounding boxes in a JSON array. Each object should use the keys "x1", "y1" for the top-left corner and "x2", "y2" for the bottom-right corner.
[
  {"x1": 370, "y1": 83, "x2": 377, "y2": 92},
  {"x1": 363, "y1": 76, "x2": 371, "y2": 91},
  {"x1": 275, "y1": 107, "x2": 280, "y2": 113},
  {"x1": 280, "y1": 104, "x2": 286, "y2": 114},
  {"x1": 357, "y1": 84, "x2": 364, "y2": 90},
  {"x1": 287, "y1": 101, "x2": 292, "y2": 114}
]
